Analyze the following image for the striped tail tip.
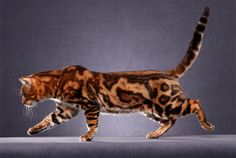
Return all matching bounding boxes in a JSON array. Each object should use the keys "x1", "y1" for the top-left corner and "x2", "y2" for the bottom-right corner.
[
  {"x1": 203, "y1": 6, "x2": 210, "y2": 17},
  {"x1": 169, "y1": 6, "x2": 210, "y2": 79}
]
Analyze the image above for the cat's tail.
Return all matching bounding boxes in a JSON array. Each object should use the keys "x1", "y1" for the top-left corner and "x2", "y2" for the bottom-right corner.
[{"x1": 169, "y1": 6, "x2": 209, "y2": 79}]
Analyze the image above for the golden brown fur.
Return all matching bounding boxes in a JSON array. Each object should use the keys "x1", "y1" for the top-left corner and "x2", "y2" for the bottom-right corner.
[{"x1": 19, "y1": 7, "x2": 214, "y2": 141}]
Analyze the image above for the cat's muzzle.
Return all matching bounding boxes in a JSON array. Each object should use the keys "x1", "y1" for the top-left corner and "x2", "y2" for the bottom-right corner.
[{"x1": 23, "y1": 101, "x2": 38, "y2": 108}]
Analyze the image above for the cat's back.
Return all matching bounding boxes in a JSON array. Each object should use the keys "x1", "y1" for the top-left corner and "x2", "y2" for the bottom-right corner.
[
  {"x1": 99, "y1": 69, "x2": 181, "y2": 99},
  {"x1": 102, "y1": 70, "x2": 177, "y2": 83}
]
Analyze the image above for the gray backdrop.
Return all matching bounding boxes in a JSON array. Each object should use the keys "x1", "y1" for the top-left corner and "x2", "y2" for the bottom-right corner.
[{"x1": 0, "y1": 0, "x2": 235, "y2": 137}]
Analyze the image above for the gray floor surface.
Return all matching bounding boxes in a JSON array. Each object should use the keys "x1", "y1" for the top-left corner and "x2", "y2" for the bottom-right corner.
[{"x1": 0, "y1": 135, "x2": 235, "y2": 158}]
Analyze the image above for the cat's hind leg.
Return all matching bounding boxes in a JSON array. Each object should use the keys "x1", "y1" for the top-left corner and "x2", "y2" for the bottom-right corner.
[
  {"x1": 146, "y1": 119, "x2": 176, "y2": 139},
  {"x1": 181, "y1": 99, "x2": 215, "y2": 131},
  {"x1": 80, "y1": 105, "x2": 100, "y2": 142},
  {"x1": 27, "y1": 104, "x2": 79, "y2": 135}
]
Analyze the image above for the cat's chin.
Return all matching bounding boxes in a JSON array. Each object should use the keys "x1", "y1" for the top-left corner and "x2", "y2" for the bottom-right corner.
[{"x1": 24, "y1": 102, "x2": 37, "y2": 108}]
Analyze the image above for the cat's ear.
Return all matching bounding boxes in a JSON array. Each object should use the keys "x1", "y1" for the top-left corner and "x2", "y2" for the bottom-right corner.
[{"x1": 19, "y1": 77, "x2": 32, "y2": 86}]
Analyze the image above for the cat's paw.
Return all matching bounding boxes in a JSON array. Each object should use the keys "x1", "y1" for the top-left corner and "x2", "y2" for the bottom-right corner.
[
  {"x1": 205, "y1": 122, "x2": 215, "y2": 131},
  {"x1": 201, "y1": 122, "x2": 215, "y2": 132},
  {"x1": 27, "y1": 128, "x2": 36, "y2": 136},
  {"x1": 79, "y1": 135, "x2": 93, "y2": 142},
  {"x1": 146, "y1": 132, "x2": 159, "y2": 139},
  {"x1": 27, "y1": 126, "x2": 44, "y2": 136}
]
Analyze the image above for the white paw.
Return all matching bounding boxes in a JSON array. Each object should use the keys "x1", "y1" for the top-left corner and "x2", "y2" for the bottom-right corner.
[
  {"x1": 79, "y1": 135, "x2": 92, "y2": 142},
  {"x1": 146, "y1": 132, "x2": 159, "y2": 139},
  {"x1": 27, "y1": 128, "x2": 33, "y2": 136},
  {"x1": 208, "y1": 123, "x2": 215, "y2": 131}
]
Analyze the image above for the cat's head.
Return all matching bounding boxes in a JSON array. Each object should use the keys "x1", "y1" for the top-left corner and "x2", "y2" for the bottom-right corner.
[{"x1": 19, "y1": 76, "x2": 46, "y2": 107}]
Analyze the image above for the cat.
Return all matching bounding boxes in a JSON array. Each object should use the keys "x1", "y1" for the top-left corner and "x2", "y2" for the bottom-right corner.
[{"x1": 19, "y1": 7, "x2": 214, "y2": 142}]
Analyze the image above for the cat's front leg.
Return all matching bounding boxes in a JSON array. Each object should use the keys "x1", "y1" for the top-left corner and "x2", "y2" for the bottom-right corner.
[
  {"x1": 146, "y1": 119, "x2": 176, "y2": 139},
  {"x1": 27, "y1": 104, "x2": 79, "y2": 135},
  {"x1": 80, "y1": 106, "x2": 100, "y2": 142}
]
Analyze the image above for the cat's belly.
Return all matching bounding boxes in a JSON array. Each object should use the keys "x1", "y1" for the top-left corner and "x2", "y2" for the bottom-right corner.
[{"x1": 100, "y1": 104, "x2": 143, "y2": 114}]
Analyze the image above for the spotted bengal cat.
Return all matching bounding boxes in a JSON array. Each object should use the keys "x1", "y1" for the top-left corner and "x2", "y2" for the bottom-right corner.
[{"x1": 19, "y1": 7, "x2": 214, "y2": 141}]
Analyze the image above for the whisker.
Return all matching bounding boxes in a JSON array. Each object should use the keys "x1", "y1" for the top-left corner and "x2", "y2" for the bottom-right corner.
[
  {"x1": 32, "y1": 106, "x2": 37, "y2": 118},
  {"x1": 23, "y1": 106, "x2": 28, "y2": 118},
  {"x1": 23, "y1": 106, "x2": 35, "y2": 120},
  {"x1": 29, "y1": 107, "x2": 33, "y2": 119},
  {"x1": 26, "y1": 107, "x2": 30, "y2": 118},
  {"x1": 22, "y1": 107, "x2": 26, "y2": 116},
  {"x1": 31, "y1": 108, "x2": 35, "y2": 118},
  {"x1": 28, "y1": 107, "x2": 31, "y2": 118}
]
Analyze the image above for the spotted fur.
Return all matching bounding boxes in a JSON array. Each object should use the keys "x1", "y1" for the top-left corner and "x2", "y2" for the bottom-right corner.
[{"x1": 19, "y1": 7, "x2": 214, "y2": 141}]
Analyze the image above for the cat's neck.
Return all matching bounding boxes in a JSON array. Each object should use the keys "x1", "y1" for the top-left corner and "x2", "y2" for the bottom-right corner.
[{"x1": 37, "y1": 75, "x2": 61, "y2": 100}]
